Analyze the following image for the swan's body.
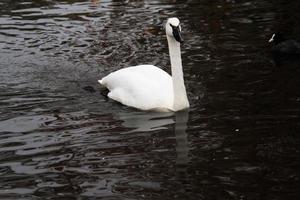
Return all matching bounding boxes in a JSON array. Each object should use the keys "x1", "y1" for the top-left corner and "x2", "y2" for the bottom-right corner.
[
  {"x1": 99, "y1": 65, "x2": 173, "y2": 111},
  {"x1": 98, "y1": 17, "x2": 189, "y2": 112}
]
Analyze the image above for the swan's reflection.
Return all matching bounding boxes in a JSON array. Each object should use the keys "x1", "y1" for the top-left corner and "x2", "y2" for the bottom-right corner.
[
  {"x1": 174, "y1": 111, "x2": 190, "y2": 178},
  {"x1": 118, "y1": 110, "x2": 190, "y2": 176},
  {"x1": 119, "y1": 112, "x2": 174, "y2": 133}
]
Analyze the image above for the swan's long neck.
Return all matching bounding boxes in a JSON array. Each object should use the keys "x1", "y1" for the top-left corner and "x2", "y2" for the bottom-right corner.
[{"x1": 167, "y1": 36, "x2": 190, "y2": 111}]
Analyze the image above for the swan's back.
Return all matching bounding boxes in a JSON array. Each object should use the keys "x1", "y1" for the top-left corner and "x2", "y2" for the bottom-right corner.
[{"x1": 99, "y1": 65, "x2": 173, "y2": 111}]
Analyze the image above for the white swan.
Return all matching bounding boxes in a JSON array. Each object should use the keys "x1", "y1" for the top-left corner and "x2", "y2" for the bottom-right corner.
[{"x1": 98, "y1": 17, "x2": 189, "y2": 112}]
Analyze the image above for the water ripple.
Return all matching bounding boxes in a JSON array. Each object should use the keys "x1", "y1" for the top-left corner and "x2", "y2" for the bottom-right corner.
[{"x1": 1, "y1": 0, "x2": 300, "y2": 200}]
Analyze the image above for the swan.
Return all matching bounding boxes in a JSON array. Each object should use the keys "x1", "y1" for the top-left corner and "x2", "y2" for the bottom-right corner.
[{"x1": 98, "y1": 17, "x2": 189, "y2": 112}]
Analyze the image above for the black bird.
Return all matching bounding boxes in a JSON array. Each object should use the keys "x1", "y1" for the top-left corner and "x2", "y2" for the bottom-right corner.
[{"x1": 269, "y1": 33, "x2": 300, "y2": 55}]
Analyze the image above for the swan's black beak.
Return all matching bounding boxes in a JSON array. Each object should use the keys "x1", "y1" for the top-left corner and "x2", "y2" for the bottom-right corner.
[{"x1": 171, "y1": 25, "x2": 184, "y2": 43}]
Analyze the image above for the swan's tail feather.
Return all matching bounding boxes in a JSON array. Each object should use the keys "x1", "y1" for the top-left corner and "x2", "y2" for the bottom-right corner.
[{"x1": 98, "y1": 79, "x2": 103, "y2": 85}]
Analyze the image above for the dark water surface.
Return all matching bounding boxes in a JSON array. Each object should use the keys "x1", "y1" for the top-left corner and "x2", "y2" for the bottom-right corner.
[{"x1": 1, "y1": 0, "x2": 300, "y2": 199}]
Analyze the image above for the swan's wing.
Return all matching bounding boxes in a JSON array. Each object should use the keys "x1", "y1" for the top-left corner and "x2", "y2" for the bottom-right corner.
[{"x1": 99, "y1": 65, "x2": 173, "y2": 110}]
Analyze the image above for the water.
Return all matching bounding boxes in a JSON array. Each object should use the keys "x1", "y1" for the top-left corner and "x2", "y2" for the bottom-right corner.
[{"x1": 1, "y1": 0, "x2": 300, "y2": 199}]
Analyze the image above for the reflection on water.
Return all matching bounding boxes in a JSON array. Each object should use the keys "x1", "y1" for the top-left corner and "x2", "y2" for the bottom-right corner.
[
  {"x1": 0, "y1": 0, "x2": 300, "y2": 199},
  {"x1": 175, "y1": 111, "x2": 190, "y2": 185},
  {"x1": 175, "y1": 111, "x2": 189, "y2": 168},
  {"x1": 120, "y1": 112, "x2": 174, "y2": 133}
]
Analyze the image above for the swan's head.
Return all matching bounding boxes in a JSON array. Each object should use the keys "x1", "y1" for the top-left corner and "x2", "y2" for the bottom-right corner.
[{"x1": 165, "y1": 17, "x2": 183, "y2": 43}]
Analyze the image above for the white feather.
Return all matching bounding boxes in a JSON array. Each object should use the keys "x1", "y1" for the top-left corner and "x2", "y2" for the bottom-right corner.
[{"x1": 99, "y1": 65, "x2": 173, "y2": 111}]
